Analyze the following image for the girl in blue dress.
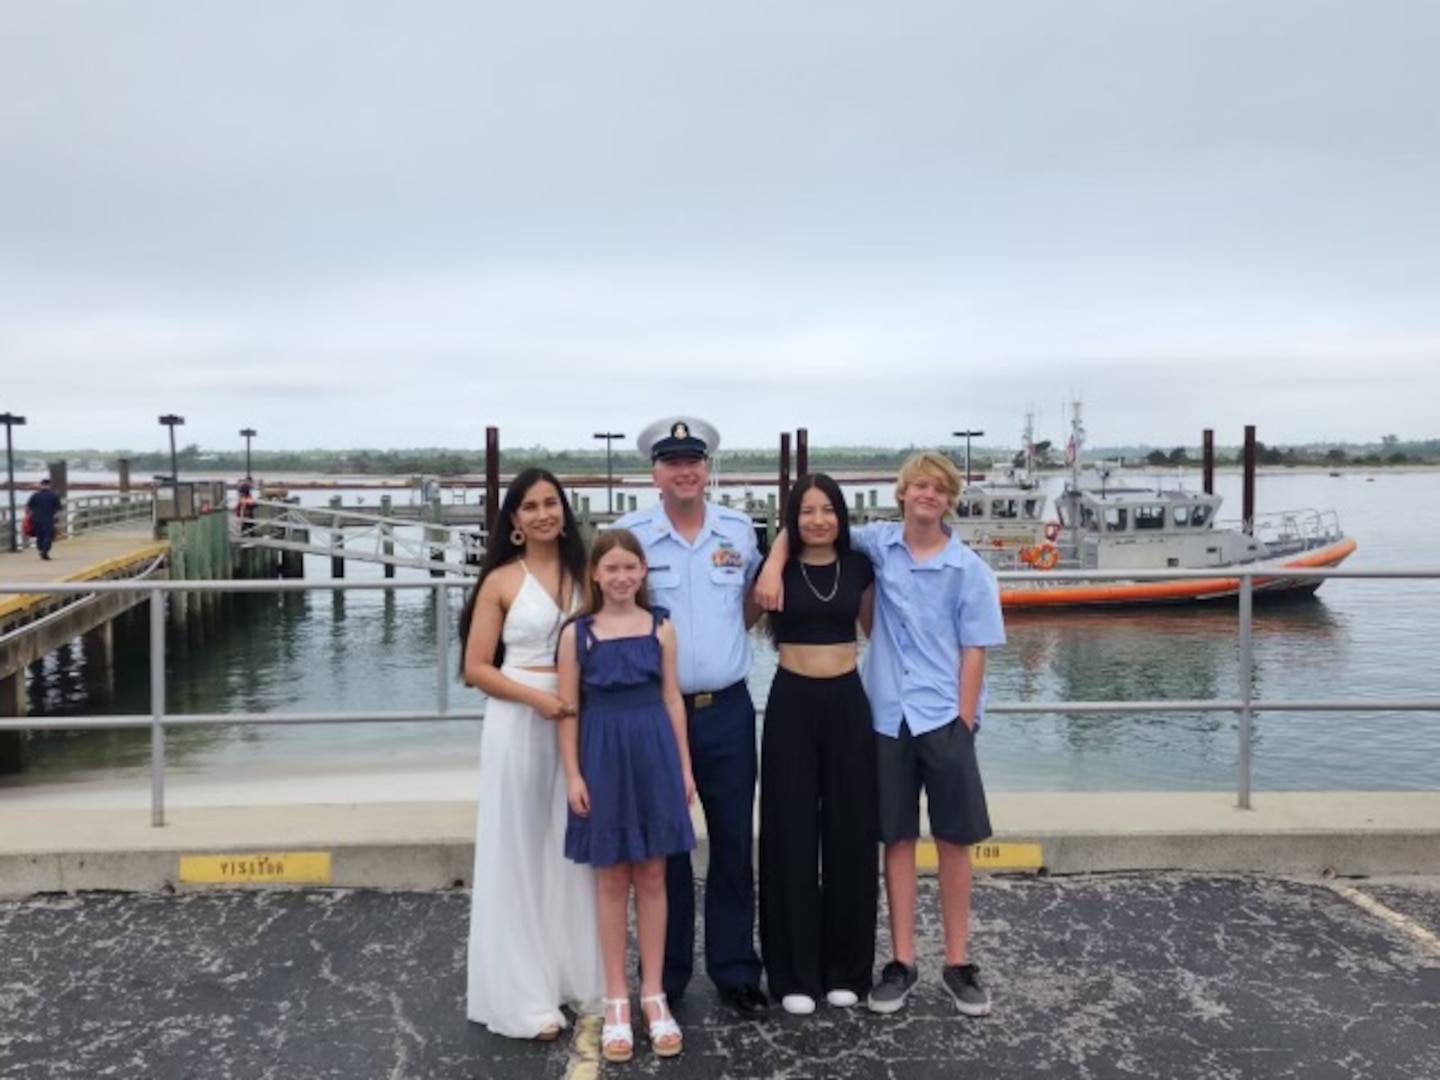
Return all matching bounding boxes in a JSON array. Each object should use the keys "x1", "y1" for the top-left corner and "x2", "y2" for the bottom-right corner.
[{"x1": 558, "y1": 528, "x2": 696, "y2": 1063}]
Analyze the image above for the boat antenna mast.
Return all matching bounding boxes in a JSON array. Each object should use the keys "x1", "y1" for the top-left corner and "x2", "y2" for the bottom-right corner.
[
  {"x1": 1021, "y1": 406, "x2": 1036, "y2": 480},
  {"x1": 1065, "y1": 399, "x2": 1086, "y2": 489}
]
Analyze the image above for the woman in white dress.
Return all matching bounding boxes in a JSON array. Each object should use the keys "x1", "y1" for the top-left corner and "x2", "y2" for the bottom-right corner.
[{"x1": 459, "y1": 467, "x2": 604, "y2": 1039}]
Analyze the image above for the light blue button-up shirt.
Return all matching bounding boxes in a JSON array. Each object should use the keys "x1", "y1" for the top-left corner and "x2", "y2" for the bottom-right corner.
[
  {"x1": 852, "y1": 521, "x2": 1006, "y2": 738},
  {"x1": 615, "y1": 502, "x2": 760, "y2": 694}
]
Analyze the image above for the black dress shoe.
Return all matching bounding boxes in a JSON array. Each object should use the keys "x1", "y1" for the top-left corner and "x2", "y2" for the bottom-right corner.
[{"x1": 718, "y1": 984, "x2": 770, "y2": 1016}]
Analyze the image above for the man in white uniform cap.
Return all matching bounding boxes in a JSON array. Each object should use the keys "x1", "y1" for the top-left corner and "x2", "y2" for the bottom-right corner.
[{"x1": 614, "y1": 416, "x2": 769, "y2": 1016}]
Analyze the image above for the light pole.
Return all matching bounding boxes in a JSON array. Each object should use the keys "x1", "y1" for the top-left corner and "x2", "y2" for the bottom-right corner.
[
  {"x1": 239, "y1": 427, "x2": 257, "y2": 480},
  {"x1": 1, "y1": 411, "x2": 26, "y2": 553},
  {"x1": 159, "y1": 414, "x2": 185, "y2": 485},
  {"x1": 593, "y1": 431, "x2": 625, "y2": 514},
  {"x1": 952, "y1": 429, "x2": 984, "y2": 486}
]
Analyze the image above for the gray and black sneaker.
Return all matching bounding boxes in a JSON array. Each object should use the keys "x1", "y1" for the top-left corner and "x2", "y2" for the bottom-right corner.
[
  {"x1": 941, "y1": 963, "x2": 991, "y2": 1017},
  {"x1": 866, "y1": 960, "x2": 918, "y2": 1014}
]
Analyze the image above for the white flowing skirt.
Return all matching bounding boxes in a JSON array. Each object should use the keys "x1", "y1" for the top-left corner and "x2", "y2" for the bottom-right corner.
[{"x1": 467, "y1": 669, "x2": 604, "y2": 1037}]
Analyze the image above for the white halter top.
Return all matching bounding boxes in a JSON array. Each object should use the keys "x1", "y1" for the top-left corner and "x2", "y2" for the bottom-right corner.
[{"x1": 501, "y1": 563, "x2": 578, "y2": 668}]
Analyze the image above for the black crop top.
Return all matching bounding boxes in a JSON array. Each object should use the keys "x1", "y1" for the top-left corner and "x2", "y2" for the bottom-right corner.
[{"x1": 770, "y1": 551, "x2": 875, "y2": 645}]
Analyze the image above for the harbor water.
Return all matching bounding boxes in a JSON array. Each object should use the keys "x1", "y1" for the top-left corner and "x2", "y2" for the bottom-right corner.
[{"x1": 6, "y1": 468, "x2": 1440, "y2": 794}]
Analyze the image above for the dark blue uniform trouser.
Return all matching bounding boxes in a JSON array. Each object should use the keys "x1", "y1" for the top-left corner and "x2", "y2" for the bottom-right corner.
[
  {"x1": 33, "y1": 524, "x2": 55, "y2": 556},
  {"x1": 664, "y1": 681, "x2": 763, "y2": 995}
]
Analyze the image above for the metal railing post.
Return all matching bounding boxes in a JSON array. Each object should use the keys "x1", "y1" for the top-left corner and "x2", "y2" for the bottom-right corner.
[
  {"x1": 150, "y1": 585, "x2": 168, "y2": 827},
  {"x1": 435, "y1": 580, "x2": 450, "y2": 715},
  {"x1": 1237, "y1": 571, "x2": 1255, "y2": 809}
]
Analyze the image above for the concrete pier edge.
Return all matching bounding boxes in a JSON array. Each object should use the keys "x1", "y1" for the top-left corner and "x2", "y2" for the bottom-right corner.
[{"x1": 4, "y1": 791, "x2": 1439, "y2": 896}]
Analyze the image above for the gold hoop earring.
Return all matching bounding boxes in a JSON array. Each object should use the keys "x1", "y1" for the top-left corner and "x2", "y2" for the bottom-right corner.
[{"x1": 510, "y1": 528, "x2": 525, "y2": 546}]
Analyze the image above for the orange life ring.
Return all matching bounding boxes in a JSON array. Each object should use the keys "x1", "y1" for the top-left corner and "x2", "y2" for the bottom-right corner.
[
  {"x1": 1032, "y1": 543, "x2": 1060, "y2": 571},
  {"x1": 1043, "y1": 520, "x2": 1062, "y2": 542}
]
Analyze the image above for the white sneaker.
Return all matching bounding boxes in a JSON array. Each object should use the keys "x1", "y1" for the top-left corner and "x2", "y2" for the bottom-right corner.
[
  {"x1": 826, "y1": 989, "x2": 859, "y2": 1008},
  {"x1": 781, "y1": 994, "x2": 816, "y2": 1015}
]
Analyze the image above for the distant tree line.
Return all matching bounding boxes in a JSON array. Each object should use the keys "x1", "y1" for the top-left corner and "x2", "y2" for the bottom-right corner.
[
  {"x1": 1136, "y1": 435, "x2": 1436, "y2": 468},
  {"x1": 20, "y1": 434, "x2": 1438, "y2": 477}
]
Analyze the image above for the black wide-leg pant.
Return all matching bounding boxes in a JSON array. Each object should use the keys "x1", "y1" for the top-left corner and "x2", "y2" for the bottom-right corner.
[{"x1": 759, "y1": 667, "x2": 878, "y2": 1000}]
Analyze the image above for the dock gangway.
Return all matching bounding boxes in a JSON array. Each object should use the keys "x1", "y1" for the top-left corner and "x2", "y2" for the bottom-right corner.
[{"x1": 236, "y1": 499, "x2": 484, "y2": 576}]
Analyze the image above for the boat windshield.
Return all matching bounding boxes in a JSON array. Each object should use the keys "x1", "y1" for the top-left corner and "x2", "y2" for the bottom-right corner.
[
  {"x1": 1135, "y1": 505, "x2": 1166, "y2": 530},
  {"x1": 955, "y1": 498, "x2": 986, "y2": 519}
]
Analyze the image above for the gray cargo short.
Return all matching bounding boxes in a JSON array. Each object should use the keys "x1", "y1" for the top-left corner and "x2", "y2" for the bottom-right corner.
[{"x1": 876, "y1": 717, "x2": 992, "y2": 847}]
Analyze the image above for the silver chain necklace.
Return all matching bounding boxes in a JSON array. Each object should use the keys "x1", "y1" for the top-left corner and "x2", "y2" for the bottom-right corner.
[{"x1": 798, "y1": 558, "x2": 841, "y2": 603}]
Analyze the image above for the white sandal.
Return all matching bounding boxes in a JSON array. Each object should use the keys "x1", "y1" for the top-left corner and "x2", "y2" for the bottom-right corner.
[
  {"x1": 640, "y1": 992, "x2": 683, "y2": 1058},
  {"x1": 601, "y1": 997, "x2": 633, "y2": 1063}
]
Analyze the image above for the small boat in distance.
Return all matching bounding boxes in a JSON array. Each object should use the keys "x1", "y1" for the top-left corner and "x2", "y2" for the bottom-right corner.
[{"x1": 963, "y1": 405, "x2": 1358, "y2": 609}]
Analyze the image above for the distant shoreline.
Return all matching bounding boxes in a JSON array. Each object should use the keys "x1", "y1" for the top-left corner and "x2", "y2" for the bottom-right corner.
[{"x1": 8, "y1": 460, "x2": 1438, "y2": 493}]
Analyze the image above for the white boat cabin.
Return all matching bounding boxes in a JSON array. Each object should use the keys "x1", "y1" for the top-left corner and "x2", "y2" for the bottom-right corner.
[
  {"x1": 952, "y1": 482, "x2": 1048, "y2": 549},
  {"x1": 1055, "y1": 487, "x2": 1267, "y2": 570}
]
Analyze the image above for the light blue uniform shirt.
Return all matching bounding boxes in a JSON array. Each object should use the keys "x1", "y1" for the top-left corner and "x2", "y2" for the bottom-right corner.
[
  {"x1": 615, "y1": 502, "x2": 760, "y2": 695},
  {"x1": 851, "y1": 521, "x2": 1006, "y2": 738}
]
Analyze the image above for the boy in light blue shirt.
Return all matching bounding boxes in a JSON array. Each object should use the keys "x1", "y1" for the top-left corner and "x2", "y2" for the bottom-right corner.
[{"x1": 757, "y1": 450, "x2": 1005, "y2": 1017}]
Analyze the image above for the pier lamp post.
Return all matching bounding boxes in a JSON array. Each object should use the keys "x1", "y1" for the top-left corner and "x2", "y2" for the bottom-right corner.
[
  {"x1": 593, "y1": 431, "x2": 625, "y2": 514},
  {"x1": 239, "y1": 427, "x2": 257, "y2": 480},
  {"x1": 952, "y1": 429, "x2": 984, "y2": 486},
  {"x1": 1, "y1": 411, "x2": 25, "y2": 553},
  {"x1": 159, "y1": 414, "x2": 185, "y2": 484}
]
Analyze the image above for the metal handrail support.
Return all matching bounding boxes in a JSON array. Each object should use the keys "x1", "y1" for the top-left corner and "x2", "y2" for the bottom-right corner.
[
  {"x1": 1238, "y1": 573, "x2": 1254, "y2": 810},
  {"x1": 435, "y1": 579, "x2": 450, "y2": 716},
  {"x1": 150, "y1": 588, "x2": 166, "y2": 827}
]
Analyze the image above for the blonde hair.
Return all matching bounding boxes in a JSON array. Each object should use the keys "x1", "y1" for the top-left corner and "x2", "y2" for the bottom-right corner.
[
  {"x1": 581, "y1": 528, "x2": 653, "y2": 615},
  {"x1": 894, "y1": 450, "x2": 963, "y2": 511}
]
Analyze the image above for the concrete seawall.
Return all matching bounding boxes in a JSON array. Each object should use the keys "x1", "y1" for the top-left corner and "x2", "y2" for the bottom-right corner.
[{"x1": 4, "y1": 791, "x2": 1439, "y2": 896}]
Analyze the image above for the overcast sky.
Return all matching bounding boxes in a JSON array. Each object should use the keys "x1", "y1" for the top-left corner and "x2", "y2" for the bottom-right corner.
[{"x1": 1, "y1": 1, "x2": 1436, "y2": 456}]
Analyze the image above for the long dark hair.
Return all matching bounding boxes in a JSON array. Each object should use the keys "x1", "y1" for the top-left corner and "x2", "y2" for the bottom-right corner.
[
  {"x1": 457, "y1": 468, "x2": 588, "y2": 671},
  {"x1": 784, "y1": 473, "x2": 852, "y2": 558},
  {"x1": 768, "y1": 473, "x2": 851, "y2": 643}
]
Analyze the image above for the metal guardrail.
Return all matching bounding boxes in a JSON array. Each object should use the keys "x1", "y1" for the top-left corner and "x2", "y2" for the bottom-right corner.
[
  {"x1": 235, "y1": 499, "x2": 483, "y2": 573},
  {"x1": 1, "y1": 493, "x2": 155, "y2": 547},
  {"x1": 1, "y1": 567, "x2": 1438, "y2": 827},
  {"x1": 65, "y1": 493, "x2": 156, "y2": 534}
]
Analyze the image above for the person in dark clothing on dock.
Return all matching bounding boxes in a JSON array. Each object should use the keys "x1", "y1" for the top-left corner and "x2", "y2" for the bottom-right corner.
[
  {"x1": 26, "y1": 479, "x2": 62, "y2": 560},
  {"x1": 235, "y1": 480, "x2": 257, "y2": 536}
]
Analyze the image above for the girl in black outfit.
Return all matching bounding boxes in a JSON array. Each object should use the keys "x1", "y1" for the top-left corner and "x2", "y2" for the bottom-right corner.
[{"x1": 758, "y1": 473, "x2": 877, "y2": 1015}]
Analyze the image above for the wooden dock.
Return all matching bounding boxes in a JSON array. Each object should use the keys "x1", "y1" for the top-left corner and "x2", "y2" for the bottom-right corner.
[
  {"x1": 0, "y1": 528, "x2": 168, "y2": 622},
  {"x1": 0, "y1": 527, "x2": 169, "y2": 773}
]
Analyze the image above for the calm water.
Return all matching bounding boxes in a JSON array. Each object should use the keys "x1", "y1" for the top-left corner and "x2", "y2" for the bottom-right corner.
[{"x1": 8, "y1": 469, "x2": 1440, "y2": 792}]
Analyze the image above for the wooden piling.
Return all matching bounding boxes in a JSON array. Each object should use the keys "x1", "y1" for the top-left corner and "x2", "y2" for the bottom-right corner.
[
  {"x1": 778, "y1": 433, "x2": 791, "y2": 518},
  {"x1": 82, "y1": 623, "x2": 116, "y2": 705},
  {"x1": 381, "y1": 496, "x2": 396, "y2": 579},
  {"x1": 329, "y1": 496, "x2": 346, "y2": 578},
  {"x1": 1242, "y1": 425, "x2": 1257, "y2": 534},
  {"x1": 485, "y1": 427, "x2": 500, "y2": 540},
  {"x1": 0, "y1": 671, "x2": 26, "y2": 775},
  {"x1": 428, "y1": 496, "x2": 445, "y2": 577}
]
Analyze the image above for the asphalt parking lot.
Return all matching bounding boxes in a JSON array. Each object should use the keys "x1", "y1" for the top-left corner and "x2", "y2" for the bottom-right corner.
[{"x1": 2, "y1": 874, "x2": 1438, "y2": 1079}]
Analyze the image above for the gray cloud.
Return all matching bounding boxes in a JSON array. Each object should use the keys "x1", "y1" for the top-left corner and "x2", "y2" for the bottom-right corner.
[{"x1": 2, "y1": 0, "x2": 1437, "y2": 453}]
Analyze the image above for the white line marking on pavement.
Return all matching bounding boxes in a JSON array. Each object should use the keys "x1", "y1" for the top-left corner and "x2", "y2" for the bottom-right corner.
[{"x1": 1334, "y1": 886, "x2": 1440, "y2": 960}]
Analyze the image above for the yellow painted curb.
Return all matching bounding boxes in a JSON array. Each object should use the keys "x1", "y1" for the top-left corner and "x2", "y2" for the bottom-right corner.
[
  {"x1": 179, "y1": 851, "x2": 333, "y2": 885},
  {"x1": 915, "y1": 840, "x2": 1044, "y2": 872}
]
